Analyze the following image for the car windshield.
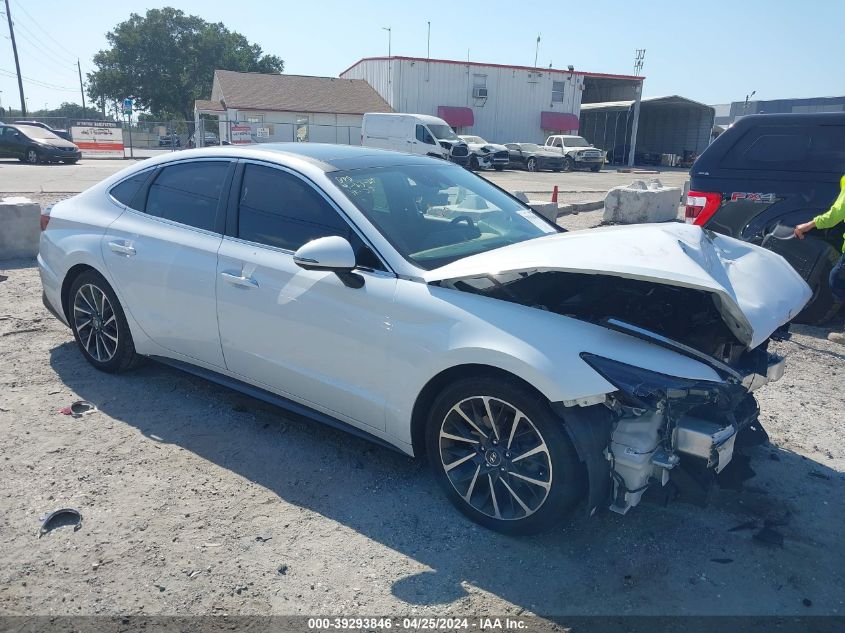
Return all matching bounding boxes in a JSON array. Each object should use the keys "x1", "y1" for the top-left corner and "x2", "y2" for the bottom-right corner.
[
  {"x1": 330, "y1": 164, "x2": 558, "y2": 270},
  {"x1": 462, "y1": 136, "x2": 486, "y2": 144},
  {"x1": 17, "y1": 126, "x2": 60, "y2": 140},
  {"x1": 521, "y1": 143, "x2": 541, "y2": 151},
  {"x1": 563, "y1": 137, "x2": 591, "y2": 147},
  {"x1": 429, "y1": 125, "x2": 459, "y2": 141}
]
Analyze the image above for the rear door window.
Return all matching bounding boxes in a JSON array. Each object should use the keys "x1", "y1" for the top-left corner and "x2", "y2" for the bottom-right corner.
[
  {"x1": 145, "y1": 161, "x2": 230, "y2": 231},
  {"x1": 724, "y1": 125, "x2": 845, "y2": 173}
]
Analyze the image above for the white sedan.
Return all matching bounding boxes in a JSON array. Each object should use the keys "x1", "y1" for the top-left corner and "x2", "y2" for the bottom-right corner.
[{"x1": 38, "y1": 144, "x2": 811, "y2": 534}]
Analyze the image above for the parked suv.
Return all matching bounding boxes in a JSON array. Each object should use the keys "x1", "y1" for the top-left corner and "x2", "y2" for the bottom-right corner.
[
  {"x1": 544, "y1": 135, "x2": 605, "y2": 172},
  {"x1": 686, "y1": 113, "x2": 845, "y2": 323}
]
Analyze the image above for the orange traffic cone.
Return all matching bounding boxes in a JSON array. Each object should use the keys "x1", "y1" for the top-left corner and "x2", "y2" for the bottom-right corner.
[{"x1": 551, "y1": 185, "x2": 559, "y2": 203}]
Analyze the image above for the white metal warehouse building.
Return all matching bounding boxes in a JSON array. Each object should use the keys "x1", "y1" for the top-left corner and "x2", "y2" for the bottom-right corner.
[{"x1": 340, "y1": 56, "x2": 643, "y2": 146}]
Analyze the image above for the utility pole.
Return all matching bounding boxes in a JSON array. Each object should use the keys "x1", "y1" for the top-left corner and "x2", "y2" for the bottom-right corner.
[
  {"x1": 534, "y1": 34, "x2": 541, "y2": 68},
  {"x1": 427, "y1": 21, "x2": 430, "y2": 59},
  {"x1": 4, "y1": 0, "x2": 27, "y2": 117},
  {"x1": 77, "y1": 59, "x2": 86, "y2": 118}
]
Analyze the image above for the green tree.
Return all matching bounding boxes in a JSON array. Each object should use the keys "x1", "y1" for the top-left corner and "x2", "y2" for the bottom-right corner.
[{"x1": 87, "y1": 7, "x2": 283, "y2": 122}]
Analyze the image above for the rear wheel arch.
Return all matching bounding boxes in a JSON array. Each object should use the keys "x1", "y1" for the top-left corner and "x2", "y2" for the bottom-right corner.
[{"x1": 61, "y1": 264, "x2": 100, "y2": 322}]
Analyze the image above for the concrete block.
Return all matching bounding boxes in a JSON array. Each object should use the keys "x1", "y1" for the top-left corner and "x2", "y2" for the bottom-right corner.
[
  {"x1": 527, "y1": 201, "x2": 559, "y2": 222},
  {"x1": 0, "y1": 197, "x2": 40, "y2": 260},
  {"x1": 603, "y1": 179, "x2": 681, "y2": 224}
]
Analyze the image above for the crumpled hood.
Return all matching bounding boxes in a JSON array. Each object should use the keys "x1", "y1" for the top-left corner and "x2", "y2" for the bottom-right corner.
[{"x1": 424, "y1": 223, "x2": 812, "y2": 349}]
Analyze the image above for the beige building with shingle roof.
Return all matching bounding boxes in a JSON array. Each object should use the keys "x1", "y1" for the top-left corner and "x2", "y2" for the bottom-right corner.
[{"x1": 195, "y1": 70, "x2": 393, "y2": 145}]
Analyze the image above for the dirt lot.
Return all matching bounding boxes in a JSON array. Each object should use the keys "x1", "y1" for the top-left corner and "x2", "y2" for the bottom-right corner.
[{"x1": 0, "y1": 191, "x2": 843, "y2": 620}]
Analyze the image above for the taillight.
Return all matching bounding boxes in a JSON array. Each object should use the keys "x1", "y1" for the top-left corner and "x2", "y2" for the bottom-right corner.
[
  {"x1": 685, "y1": 191, "x2": 722, "y2": 226},
  {"x1": 40, "y1": 205, "x2": 52, "y2": 231}
]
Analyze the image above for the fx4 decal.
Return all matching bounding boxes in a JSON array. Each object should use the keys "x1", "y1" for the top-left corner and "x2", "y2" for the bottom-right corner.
[{"x1": 731, "y1": 192, "x2": 776, "y2": 203}]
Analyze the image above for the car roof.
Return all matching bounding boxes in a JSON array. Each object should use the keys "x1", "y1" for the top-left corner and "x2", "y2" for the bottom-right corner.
[{"x1": 127, "y1": 143, "x2": 452, "y2": 172}]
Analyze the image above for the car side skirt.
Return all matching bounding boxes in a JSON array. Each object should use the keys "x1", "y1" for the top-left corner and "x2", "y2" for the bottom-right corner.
[{"x1": 148, "y1": 355, "x2": 406, "y2": 456}]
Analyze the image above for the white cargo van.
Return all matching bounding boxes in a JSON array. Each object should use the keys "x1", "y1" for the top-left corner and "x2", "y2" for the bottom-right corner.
[{"x1": 362, "y1": 113, "x2": 469, "y2": 165}]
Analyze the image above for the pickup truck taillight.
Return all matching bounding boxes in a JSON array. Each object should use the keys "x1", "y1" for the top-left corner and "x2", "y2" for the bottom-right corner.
[
  {"x1": 685, "y1": 191, "x2": 722, "y2": 226},
  {"x1": 40, "y1": 205, "x2": 52, "y2": 231}
]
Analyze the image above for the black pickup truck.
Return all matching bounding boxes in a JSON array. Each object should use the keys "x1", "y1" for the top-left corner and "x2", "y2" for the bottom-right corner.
[{"x1": 686, "y1": 113, "x2": 845, "y2": 323}]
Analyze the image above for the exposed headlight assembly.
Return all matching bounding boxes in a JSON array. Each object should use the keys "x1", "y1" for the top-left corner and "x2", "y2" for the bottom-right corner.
[{"x1": 579, "y1": 353, "x2": 742, "y2": 410}]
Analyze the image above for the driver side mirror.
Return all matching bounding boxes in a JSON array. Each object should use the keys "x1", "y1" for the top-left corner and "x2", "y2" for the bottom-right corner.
[{"x1": 293, "y1": 236, "x2": 363, "y2": 288}]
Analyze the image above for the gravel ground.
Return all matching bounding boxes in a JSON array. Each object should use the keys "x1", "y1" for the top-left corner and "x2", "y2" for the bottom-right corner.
[{"x1": 0, "y1": 194, "x2": 843, "y2": 620}]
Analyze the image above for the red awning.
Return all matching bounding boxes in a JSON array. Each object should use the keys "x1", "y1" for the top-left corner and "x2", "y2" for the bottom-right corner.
[
  {"x1": 540, "y1": 111, "x2": 579, "y2": 132},
  {"x1": 437, "y1": 106, "x2": 474, "y2": 127}
]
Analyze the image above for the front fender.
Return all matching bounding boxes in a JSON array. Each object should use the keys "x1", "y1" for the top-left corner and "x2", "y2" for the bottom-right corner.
[{"x1": 383, "y1": 280, "x2": 721, "y2": 445}]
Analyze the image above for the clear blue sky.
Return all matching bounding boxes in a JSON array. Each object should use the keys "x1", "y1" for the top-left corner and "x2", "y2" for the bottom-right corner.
[{"x1": 2, "y1": 0, "x2": 843, "y2": 113}]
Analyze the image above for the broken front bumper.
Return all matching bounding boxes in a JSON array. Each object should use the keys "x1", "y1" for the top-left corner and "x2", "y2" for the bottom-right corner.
[{"x1": 581, "y1": 351, "x2": 776, "y2": 514}]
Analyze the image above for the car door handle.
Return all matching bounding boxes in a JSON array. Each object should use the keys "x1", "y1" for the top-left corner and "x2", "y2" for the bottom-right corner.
[
  {"x1": 108, "y1": 241, "x2": 136, "y2": 257},
  {"x1": 220, "y1": 271, "x2": 259, "y2": 288}
]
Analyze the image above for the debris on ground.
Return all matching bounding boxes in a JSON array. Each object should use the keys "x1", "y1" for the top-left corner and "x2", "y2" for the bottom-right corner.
[
  {"x1": 803, "y1": 598, "x2": 813, "y2": 607},
  {"x1": 58, "y1": 400, "x2": 97, "y2": 418},
  {"x1": 38, "y1": 508, "x2": 82, "y2": 537},
  {"x1": 277, "y1": 564, "x2": 288, "y2": 576},
  {"x1": 255, "y1": 535, "x2": 272, "y2": 543},
  {"x1": 808, "y1": 470, "x2": 831, "y2": 480},
  {"x1": 710, "y1": 558, "x2": 734, "y2": 564}
]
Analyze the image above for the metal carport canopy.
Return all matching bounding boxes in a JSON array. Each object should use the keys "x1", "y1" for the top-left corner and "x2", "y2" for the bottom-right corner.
[{"x1": 580, "y1": 95, "x2": 712, "y2": 112}]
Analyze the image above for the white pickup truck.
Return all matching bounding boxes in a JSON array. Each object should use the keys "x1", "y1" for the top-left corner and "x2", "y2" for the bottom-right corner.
[{"x1": 544, "y1": 135, "x2": 606, "y2": 172}]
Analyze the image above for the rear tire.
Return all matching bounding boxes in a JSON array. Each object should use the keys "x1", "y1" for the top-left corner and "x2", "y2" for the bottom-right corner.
[
  {"x1": 62, "y1": 159, "x2": 79, "y2": 165},
  {"x1": 426, "y1": 376, "x2": 584, "y2": 535},
  {"x1": 25, "y1": 148, "x2": 40, "y2": 164},
  {"x1": 526, "y1": 158, "x2": 538, "y2": 172},
  {"x1": 68, "y1": 270, "x2": 140, "y2": 373}
]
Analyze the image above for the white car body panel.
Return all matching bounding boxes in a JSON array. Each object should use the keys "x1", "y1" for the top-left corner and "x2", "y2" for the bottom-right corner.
[
  {"x1": 100, "y1": 209, "x2": 226, "y2": 367},
  {"x1": 423, "y1": 223, "x2": 812, "y2": 349},
  {"x1": 216, "y1": 236, "x2": 397, "y2": 430}
]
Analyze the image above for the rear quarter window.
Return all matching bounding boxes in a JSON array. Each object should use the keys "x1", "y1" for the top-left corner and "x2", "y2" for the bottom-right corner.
[
  {"x1": 723, "y1": 125, "x2": 845, "y2": 173},
  {"x1": 109, "y1": 170, "x2": 153, "y2": 209}
]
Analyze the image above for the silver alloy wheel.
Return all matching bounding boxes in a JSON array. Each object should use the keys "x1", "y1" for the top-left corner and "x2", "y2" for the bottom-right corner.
[
  {"x1": 527, "y1": 158, "x2": 537, "y2": 172},
  {"x1": 26, "y1": 149, "x2": 39, "y2": 164},
  {"x1": 73, "y1": 283, "x2": 119, "y2": 363},
  {"x1": 439, "y1": 396, "x2": 552, "y2": 521}
]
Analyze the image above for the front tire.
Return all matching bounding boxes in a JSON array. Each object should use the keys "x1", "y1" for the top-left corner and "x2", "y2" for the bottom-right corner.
[
  {"x1": 590, "y1": 164, "x2": 602, "y2": 172},
  {"x1": 562, "y1": 156, "x2": 575, "y2": 172},
  {"x1": 68, "y1": 270, "x2": 140, "y2": 373},
  {"x1": 469, "y1": 155, "x2": 480, "y2": 171},
  {"x1": 493, "y1": 165, "x2": 505, "y2": 171},
  {"x1": 426, "y1": 377, "x2": 584, "y2": 535}
]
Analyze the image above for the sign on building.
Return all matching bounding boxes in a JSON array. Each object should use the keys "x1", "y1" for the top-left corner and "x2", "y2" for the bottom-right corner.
[
  {"x1": 256, "y1": 127, "x2": 270, "y2": 139},
  {"x1": 71, "y1": 120, "x2": 124, "y2": 158}
]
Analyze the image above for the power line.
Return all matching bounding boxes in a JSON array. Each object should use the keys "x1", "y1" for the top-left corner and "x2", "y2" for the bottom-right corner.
[
  {"x1": 11, "y1": 0, "x2": 81, "y2": 59},
  {"x1": 0, "y1": 67, "x2": 78, "y2": 91},
  {"x1": 7, "y1": 13, "x2": 77, "y2": 70}
]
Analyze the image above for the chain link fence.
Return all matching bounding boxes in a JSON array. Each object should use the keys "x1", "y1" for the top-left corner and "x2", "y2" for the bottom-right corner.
[{"x1": 195, "y1": 119, "x2": 361, "y2": 148}]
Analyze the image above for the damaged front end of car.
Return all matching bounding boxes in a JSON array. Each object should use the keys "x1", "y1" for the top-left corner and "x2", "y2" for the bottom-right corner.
[
  {"x1": 579, "y1": 344, "x2": 772, "y2": 514},
  {"x1": 426, "y1": 223, "x2": 812, "y2": 516}
]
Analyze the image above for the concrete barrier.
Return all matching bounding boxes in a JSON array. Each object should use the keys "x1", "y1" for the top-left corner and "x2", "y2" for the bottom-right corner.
[
  {"x1": 603, "y1": 179, "x2": 681, "y2": 224},
  {"x1": 0, "y1": 197, "x2": 40, "y2": 260}
]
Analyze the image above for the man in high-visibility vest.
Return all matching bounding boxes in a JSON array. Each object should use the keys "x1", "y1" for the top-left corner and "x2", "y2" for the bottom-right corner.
[{"x1": 794, "y1": 174, "x2": 845, "y2": 344}]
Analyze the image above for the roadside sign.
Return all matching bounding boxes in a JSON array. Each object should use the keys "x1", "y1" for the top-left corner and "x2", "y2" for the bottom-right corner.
[
  {"x1": 122, "y1": 98, "x2": 133, "y2": 115},
  {"x1": 256, "y1": 127, "x2": 270, "y2": 139},
  {"x1": 70, "y1": 120, "x2": 124, "y2": 158},
  {"x1": 231, "y1": 124, "x2": 252, "y2": 144}
]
